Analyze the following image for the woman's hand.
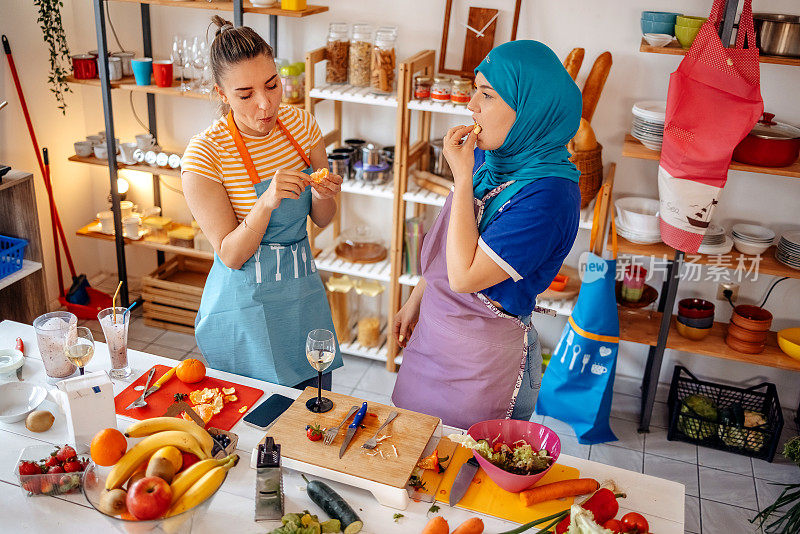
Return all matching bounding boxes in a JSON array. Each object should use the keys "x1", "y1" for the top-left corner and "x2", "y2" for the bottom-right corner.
[
  {"x1": 262, "y1": 169, "x2": 309, "y2": 210},
  {"x1": 393, "y1": 298, "x2": 422, "y2": 348},
  {"x1": 311, "y1": 172, "x2": 343, "y2": 200},
  {"x1": 442, "y1": 124, "x2": 477, "y2": 186}
]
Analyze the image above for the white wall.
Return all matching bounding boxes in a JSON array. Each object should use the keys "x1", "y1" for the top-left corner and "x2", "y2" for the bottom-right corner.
[{"x1": 1, "y1": 0, "x2": 798, "y2": 409}]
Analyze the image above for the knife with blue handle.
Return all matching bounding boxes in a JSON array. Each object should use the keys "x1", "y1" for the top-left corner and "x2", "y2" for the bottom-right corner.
[{"x1": 338, "y1": 402, "x2": 367, "y2": 458}]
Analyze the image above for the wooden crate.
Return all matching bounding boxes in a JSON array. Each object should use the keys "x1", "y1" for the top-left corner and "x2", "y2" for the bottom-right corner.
[{"x1": 142, "y1": 255, "x2": 211, "y2": 334}]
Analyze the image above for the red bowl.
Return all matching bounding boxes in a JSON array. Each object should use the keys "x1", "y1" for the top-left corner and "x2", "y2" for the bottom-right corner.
[
  {"x1": 678, "y1": 298, "x2": 715, "y2": 318},
  {"x1": 466, "y1": 419, "x2": 561, "y2": 493}
]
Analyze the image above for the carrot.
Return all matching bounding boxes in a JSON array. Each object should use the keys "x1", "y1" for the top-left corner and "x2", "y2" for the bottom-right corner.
[
  {"x1": 452, "y1": 517, "x2": 484, "y2": 534},
  {"x1": 519, "y1": 478, "x2": 599, "y2": 507},
  {"x1": 421, "y1": 516, "x2": 449, "y2": 534}
]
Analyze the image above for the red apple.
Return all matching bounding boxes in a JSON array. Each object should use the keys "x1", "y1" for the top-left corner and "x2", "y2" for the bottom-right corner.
[
  {"x1": 126, "y1": 476, "x2": 172, "y2": 520},
  {"x1": 179, "y1": 452, "x2": 200, "y2": 472}
]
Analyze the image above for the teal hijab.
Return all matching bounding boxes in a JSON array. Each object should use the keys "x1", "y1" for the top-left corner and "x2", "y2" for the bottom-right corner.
[{"x1": 473, "y1": 40, "x2": 582, "y2": 232}]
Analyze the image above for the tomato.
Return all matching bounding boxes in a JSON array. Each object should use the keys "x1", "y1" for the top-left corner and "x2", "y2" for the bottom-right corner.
[
  {"x1": 602, "y1": 519, "x2": 626, "y2": 533},
  {"x1": 621, "y1": 512, "x2": 649, "y2": 533}
]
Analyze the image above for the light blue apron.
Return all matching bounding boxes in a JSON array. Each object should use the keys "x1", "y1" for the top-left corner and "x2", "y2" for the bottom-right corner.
[{"x1": 194, "y1": 112, "x2": 342, "y2": 386}]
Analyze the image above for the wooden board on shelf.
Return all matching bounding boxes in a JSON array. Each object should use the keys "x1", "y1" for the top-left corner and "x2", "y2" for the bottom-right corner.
[
  {"x1": 111, "y1": 0, "x2": 328, "y2": 17},
  {"x1": 622, "y1": 134, "x2": 800, "y2": 179},
  {"x1": 76, "y1": 221, "x2": 215, "y2": 261},
  {"x1": 639, "y1": 37, "x2": 800, "y2": 67},
  {"x1": 538, "y1": 264, "x2": 581, "y2": 300},
  {"x1": 618, "y1": 309, "x2": 800, "y2": 372},
  {"x1": 69, "y1": 154, "x2": 181, "y2": 177},
  {"x1": 66, "y1": 75, "x2": 212, "y2": 101}
]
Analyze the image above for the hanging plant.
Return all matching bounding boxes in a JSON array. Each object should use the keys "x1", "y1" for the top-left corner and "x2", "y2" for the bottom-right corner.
[{"x1": 34, "y1": 0, "x2": 72, "y2": 113}]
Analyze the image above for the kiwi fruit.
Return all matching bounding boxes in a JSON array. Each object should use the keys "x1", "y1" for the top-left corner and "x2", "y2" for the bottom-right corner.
[
  {"x1": 99, "y1": 488, "x2": 128, "y2": 516},
  {"x1": 127, "y1": 468, "x2": 147, "y2": 490},
  {"x1": 25, "y1": 410, "x2": 55, "y2": 432},
  {"x1": 146, "y1": 456, "x2": 176, "y2": 483}
]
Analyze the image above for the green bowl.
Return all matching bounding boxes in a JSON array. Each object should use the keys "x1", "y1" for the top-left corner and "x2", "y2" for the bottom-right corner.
[
  {"x1": 676, "y1": 15, "x2": 707, "y2": 28},
  {"x1": 675, "y1": 24, "x2": 702, "y2": 48}
]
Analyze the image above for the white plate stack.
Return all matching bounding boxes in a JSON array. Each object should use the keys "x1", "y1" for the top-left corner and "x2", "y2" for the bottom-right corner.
[
  {"x1": 776, "y1": 231, "x2": 800, "y2": 270},
  {"x1": 697, "y1": 224, "x2": 733, "y2": 255},
  {"x1": 631, "y1": 101, "x2": 667, "y2": 151},
  {"x1": 615, "y1": 218, "x2": 662, "y2": 244},
  {"x1": 731, "y1": 224, "x2": 775, "y2": 256}
]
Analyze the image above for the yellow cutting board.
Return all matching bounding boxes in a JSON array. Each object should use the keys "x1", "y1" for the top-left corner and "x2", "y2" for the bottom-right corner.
[{"x1": 435, "y1": 445, "x2": 581, "y2": 524}]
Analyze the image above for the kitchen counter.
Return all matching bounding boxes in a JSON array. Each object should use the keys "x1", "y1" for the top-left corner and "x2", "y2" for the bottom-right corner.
[{"x1": 0, "y1": 320, "x2": 685, "y2": 533}]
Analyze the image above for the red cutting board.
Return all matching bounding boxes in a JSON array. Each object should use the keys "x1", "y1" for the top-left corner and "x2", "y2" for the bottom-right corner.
[{"x1": 114, "y1": 365, "x2": 264, "y2": 431}]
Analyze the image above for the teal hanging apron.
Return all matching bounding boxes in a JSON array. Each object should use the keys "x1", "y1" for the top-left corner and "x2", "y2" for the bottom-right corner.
[{"x1": 194, "y1": 111, "x2": 342, "y2": 386}]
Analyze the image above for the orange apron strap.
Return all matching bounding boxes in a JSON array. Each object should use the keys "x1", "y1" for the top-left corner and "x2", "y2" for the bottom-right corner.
[
  {"x1": 225, "y1": 111, "x2": 261, "y2": 185},
  {"x1": 275, "y1": 118, "x2": 313, "y2": 168}
]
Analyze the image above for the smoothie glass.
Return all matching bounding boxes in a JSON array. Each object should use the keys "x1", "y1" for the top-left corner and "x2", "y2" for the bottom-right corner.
[
  {"x1": 98, "y1": 307, "x2": 132, "y2": 379},
  {"x1": 33, "y1": 311, "x2": 78, "y2": 380}
]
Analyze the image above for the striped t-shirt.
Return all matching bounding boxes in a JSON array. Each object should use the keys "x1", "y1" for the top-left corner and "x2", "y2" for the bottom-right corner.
[{"x1": 180, "y1": 105, "x2": 323, "y2": 222}]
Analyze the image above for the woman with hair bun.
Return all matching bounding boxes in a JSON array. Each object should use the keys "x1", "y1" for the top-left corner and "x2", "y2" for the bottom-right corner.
[{"x1": 181, "y1": 16, "x2": 343, "y2": 389}]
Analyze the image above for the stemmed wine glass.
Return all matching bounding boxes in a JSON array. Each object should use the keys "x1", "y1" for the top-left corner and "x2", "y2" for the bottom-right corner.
[
  {"x1": 64, "y1": 326, "x2": 95, "y2": 376},
  {"x1": 305, "y1": 329, "x2": 335, "y2": 413},
  {"x1": 193, "y1": 39, "x2": 209, "y2": 93}
]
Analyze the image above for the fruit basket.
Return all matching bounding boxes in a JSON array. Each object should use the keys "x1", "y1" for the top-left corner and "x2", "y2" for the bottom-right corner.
[
  {"x1": 16, "y1": 444, "x2": 90, "y2": 496},
  {"x1": 82, "y1": 462, "x2": 228, "y2": 534}
]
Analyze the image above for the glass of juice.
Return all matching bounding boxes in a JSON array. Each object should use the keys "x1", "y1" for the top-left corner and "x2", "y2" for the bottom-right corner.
[
  {"x1": 98, "y1": 307, "x2": 132, "y2": 379},
  {"x1": 33, "y1": 311, "x2": 78, "y2": 381}
]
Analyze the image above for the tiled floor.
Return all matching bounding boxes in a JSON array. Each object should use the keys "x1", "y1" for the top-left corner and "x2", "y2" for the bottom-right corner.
[{"x1": 85, "y1": 275, "x2": 798, "y2": 534}]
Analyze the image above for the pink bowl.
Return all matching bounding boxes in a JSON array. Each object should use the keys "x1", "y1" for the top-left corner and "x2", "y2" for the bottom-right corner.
[{"x1": 466, "y1": 419, "x2": 561, "y2": 493}]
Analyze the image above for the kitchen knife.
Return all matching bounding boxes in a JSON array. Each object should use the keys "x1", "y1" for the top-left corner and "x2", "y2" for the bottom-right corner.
[
  {"x1": 448, "y1": 456, "x2": 479, "y2": 507},
  {"x1": 338, "y1": 402, "x2": 367, "y2": 459},
  {"x1": 142, "y1": 366, "x2": 177, "y2": 398}
]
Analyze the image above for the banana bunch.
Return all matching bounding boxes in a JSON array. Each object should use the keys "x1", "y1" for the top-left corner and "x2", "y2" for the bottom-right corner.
[
  {"x1": 106, "y1": 429, "x2": 210, "y2": 490},
  {"x1": 125, "y1": 417, "x2": 215, "y2": 458},
  {"x1": 166, "y1": 455, "x2": 238, "y2": 517}
]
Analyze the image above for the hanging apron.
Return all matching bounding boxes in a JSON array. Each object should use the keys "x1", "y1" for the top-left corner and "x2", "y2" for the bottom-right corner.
[
  {"x1": 392, "y1": 184, "x2": 532, "y2": 430},
  {"x1": 194, "y1": 111, "x2": 342, "y2": 386},
  {"x1": 657, "y1": 0, "x2": 762, "y2": 252},
  {"x1": 536, "y1": 198, "x2": 619, "y2": 445}
]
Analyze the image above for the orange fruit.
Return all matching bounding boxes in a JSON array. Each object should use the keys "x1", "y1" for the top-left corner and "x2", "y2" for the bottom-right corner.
[
  {"x1": 91, "y1": 428, "x2": 128, "y2": 466},
  {"x1": 176, "y1": 358, "x2": 206, "y2": 384}
]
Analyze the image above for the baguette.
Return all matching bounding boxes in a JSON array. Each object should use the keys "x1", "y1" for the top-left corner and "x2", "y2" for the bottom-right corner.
[
  {"x1": 563, "y1": 48, "x2": 585, "y2": 80},
  {"x1": 572, "y1": 118, "x2": 598, "y2": 151},
  {"x1": 581, "y1": 51, "x2": 612, "y2": 123}
]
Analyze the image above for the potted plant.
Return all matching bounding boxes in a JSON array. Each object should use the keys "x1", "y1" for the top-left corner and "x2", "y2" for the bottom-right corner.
[
  {"x1": 752, "y1": 436, "x2": 800, "y2": 532},
  {"x1": 34, "y1": 0, "x2": 71, "y2": 113}
]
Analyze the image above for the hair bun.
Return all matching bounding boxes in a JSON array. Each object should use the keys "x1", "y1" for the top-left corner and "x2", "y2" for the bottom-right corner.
[{"x1": 220, "y1": 23, "x2": 234, "y2": 32}]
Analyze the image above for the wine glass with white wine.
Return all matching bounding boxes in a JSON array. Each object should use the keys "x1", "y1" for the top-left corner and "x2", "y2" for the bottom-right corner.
[
  {"x1": 305, "y1": 329, "x2": 335, "y2": 413},
  {"x1": 65, "y1": 326, "x2": 95, "y2": 376}
]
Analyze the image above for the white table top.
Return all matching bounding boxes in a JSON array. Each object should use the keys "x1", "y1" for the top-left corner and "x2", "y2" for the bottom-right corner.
[{"x1": 0, "y1": 320, "x2": 684, "y2": 533}]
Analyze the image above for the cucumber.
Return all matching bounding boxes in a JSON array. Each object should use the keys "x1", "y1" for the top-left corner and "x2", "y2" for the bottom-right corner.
[{"x1": 303, "y1": 475, "x2": 363, "y2": 534}]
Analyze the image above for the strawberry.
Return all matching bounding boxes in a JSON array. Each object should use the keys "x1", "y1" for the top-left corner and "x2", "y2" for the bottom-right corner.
[
  {"x1": 22, "y1": 479, "x2": 41, "y2": 494},
  {"x1": 47, "y1": 465, "x2": 64, "y2": 474},
  {"x1": 56, "y1": 445, "x2": 77, "y2": 462},
  {"x1": 40, "y1": 479, "x2": 54, "y2": 495},
  {"x1": 44, "y1": 455, "x2": 60, "y2": 468},
  {"x1": 306, "y1": 424, "x2": 324, "y2": 442},
  {"x1": 63, "y1": 460, "x2": 82, "y2": 473},
  {"x1": 18, "y1": 461, "x2": 41, "y2": 476}
]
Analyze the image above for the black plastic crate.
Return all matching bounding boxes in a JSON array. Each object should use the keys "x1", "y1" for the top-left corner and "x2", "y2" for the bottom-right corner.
[{"x1": 667, "y1": 365, "x2": 784, "y2": 462}]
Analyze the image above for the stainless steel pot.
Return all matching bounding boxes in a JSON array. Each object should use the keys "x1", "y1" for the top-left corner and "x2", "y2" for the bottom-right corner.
[
  {"x1": 429, "y1": 139, "x2": 453, "y2": 178},
  {"x1": 753, "y1": 13, "x2": 800, "y2": 58}
]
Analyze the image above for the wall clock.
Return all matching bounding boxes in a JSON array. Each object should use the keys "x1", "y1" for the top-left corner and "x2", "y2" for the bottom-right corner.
[{"x1": 438, "y1": 0, "x2": 523, "y2": 79}]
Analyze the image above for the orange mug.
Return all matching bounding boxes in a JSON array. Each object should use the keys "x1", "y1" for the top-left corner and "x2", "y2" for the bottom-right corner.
[{"x1": 152, "y1": 60, "x2": 173, "y2": 88}]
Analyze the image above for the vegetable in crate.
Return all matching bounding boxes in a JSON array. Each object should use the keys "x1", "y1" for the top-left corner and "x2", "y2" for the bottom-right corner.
[
  {"x1": 718, "y1": 404, "x2": 747, "y2": 449},
  {"x1": 677, "y1": 394, "x2": 718, "y2": 440},
  {"x1": 302, "y1": 475, "x2": 362, "y2": 534}
]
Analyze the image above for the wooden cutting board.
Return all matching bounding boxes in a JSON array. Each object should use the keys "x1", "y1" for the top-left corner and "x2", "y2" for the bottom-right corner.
[
  {"x1": 435, "y1": 445, "x2": 581, "y2": 524},
  {"x1": 266, "y1": 388, "x2": 440, "y2": 489},
  {"x1": 539, "y1": 265, "x2": 581, "y2": 300},
  {"x1": 114, "y1": 365, "x2": 264, "y2": 431}
]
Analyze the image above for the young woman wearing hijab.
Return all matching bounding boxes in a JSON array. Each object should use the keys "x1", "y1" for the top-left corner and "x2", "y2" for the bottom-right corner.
[{"x1": 391, "y1": 41, "x2": 582, "y2": 429}]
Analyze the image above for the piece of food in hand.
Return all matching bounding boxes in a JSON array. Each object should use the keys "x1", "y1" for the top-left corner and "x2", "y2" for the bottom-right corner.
[
  {"x1": 309, "y1": 167, "x2": 329, "y2": 184},
  {"x1": 473, "y1": 123, "x2": 482, "y2": 135},
  {"x1": 519, "y1": 478, "x2": 600, "y2": 507},
  {"x1": 452, "y1": 517, "x2": 484, "y2": 534},
  {"x1": 26, "y1": 410, "x2": 55, "y2": 432},
  {"x1": 422, "y1": 516, "x2": 449, "y2": 534},
  {"x1": 572, "y1": 118, "x2": 598, "y2": 152},
  {"x1": 99, "y1": 488, "x2": 128, "y2": 516},
  {"x1": 127, "y1": 476, "x2": 173, "y2": 520}
]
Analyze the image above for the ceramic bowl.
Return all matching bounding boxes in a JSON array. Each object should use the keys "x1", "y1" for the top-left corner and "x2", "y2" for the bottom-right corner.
[
  {"x1": 641, "y1": 19, "x2": 676, "y2": 36},
  {"x1": 644, "y1": 33, "x2": 675, "y2": 47},
  {"x1": 74, "y1": 141, "x2": 94, "y2": 157},
  {"x1": 678, "y1": 298, "x2": 715, "y2": 319},
  {"x1": 466, "y1": 419, "x2": 561, "y2": 493},
  {"x1": 0, "y1": 382, "x2": 47, "y2": 423},
  {"x1": 675, "y1": 24, "x2": 702, "y2": 48},
  {"x1": 777, "y1": 328, "x2": 800, "y2": 361},
  {"x1": 641, "y1": 11, "x2": 682, "y2": 23},
  {"x1": 93, "y1": 144, "x2": 108, "y2": 160},
  {"x1": 676, "y1": 320, "x2": 712, "y2": 341},
  {"x1": 677, "y1": 314, "x2": 714, "y2": 329},
  {"x1": 725, "y1": 334, "x2": 765, "y2": 354},
  {"x1": 728, "y1": 322, "x2": 770, "y2": 344},
  {"x1": 676, "y1": 15, "x2": 708, "y2": 28},
  {"x1": 733, "y1": 237, "x2": 772, "y2": 256},
  {"x1": 732, "y1": 224, "x2": 775, "y2": 242},
  {"x1": 615, "y1": 197, "x2": 660, "y2": 234},
  {"x1": 731, "y1": 305, "x2": 773, "y2": 332}
]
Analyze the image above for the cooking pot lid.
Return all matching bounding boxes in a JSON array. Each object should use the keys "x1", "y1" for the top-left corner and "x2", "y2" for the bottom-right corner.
[{"x1": 751, "y1": 112, "x2": 800, "y2": 140}]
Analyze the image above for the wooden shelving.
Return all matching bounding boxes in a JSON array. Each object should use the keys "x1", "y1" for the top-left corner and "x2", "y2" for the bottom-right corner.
[
  {"x1": 69, "y1": 155, "x2": 181, "y2": 177},
  {"x1": 65, "y1": 75, "x2": 212, "y2": 101},
  {"x1": 623, "y1": 134, "x2": 800, "y2": 179},
  {"x1": 112, "y1": 0, "x2": 329, "y2": 17},
  {"x1": 639, "y1": 38, "x2": 800, "y2": 67},
  {"x1": 612, "y1": 236, "x2": 800, "y2": 280},
  {"x1": 618, "y1": 309, "x2": 800, "y2": 372},
  {"x1": 76, "y1": 221, "x2": 213, "y2": 260}
]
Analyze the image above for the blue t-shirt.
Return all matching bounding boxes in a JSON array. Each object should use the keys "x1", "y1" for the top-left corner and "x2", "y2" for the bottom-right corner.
[{"x1": 473, "y1": 149, "x2": 581, "y2": 316}]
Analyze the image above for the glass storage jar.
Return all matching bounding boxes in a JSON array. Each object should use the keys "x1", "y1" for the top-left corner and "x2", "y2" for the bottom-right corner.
[
  {"x1": 451, "y1": 78, "x2": 473, "y2": 105},
  {"x1": 371, "y1": 29, "x2": 396, "y2": 94},
  {"x1": 280, "y1": 64, "x2": 304, "y2": 105},
  {"x1": 431, "y1": 76, "x2": 451, "y2": 102},
  {"x1": 326, "y1": 22, "x2": 349, "y2": 84},
  {"x1": 349, "y1": 24, "x2": 373, "y2": 87},
  {"x1": 414, "y1": 76, "x2": 432, "y2": 100}
]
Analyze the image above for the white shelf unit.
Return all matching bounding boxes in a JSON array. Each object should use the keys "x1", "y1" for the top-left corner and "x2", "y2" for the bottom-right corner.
[
  {"x1": 315, "y1": 246, "x2": 391, "y2": 283},
  {"x1": 338, "y1": 324, "x2": 401, "y2": 365},
  {"x1": 340, "y1": 179, "x2": 394, "y2": 199},
  {"x1": 402, "y1": 182, "x2": 448, "y2": 207},
  {"x1": 407, "y1": 99, "x2": 473, "y2": 116},
  {"x1": 0, "y1": 261, "x2": 43, "y2": 292},
  {"x1": 309, "y1": 84, "x2": 398, "y2": 108}
]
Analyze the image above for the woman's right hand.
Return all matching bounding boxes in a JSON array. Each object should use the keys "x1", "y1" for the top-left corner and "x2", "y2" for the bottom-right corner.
[
  {"x1": 393, "y1": 298, "x2": 421, "y2": 348},
  {"x1": 262, "y1": 169, "x2": 309, "y2": 210}
]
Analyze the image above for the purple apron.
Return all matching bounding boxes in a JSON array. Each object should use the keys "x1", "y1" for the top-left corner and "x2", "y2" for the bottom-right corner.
[{"x1": 392, "y1": 186, "x2": 529, "y2": 429}]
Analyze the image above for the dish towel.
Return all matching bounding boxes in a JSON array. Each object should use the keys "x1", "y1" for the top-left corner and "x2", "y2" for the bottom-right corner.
[{"x1": 658, "y1": 0, "x2": 763, "y2": 253}]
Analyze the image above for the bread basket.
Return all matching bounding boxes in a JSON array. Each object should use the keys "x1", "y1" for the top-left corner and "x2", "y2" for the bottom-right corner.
[{"x1": 570, "y1": 142, "x2": 603, "y2": 208}]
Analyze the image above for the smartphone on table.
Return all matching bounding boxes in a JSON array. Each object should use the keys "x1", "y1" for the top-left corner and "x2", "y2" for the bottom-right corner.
[{"x1": 243, "y1": 394, "x2": 294, "y2": 430}]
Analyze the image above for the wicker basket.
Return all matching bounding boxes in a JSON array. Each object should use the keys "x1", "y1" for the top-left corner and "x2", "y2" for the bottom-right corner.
[{"x1": 570, "y1": 143, "x2": 603, "y2": 209}]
